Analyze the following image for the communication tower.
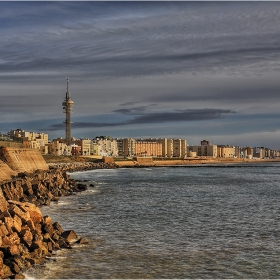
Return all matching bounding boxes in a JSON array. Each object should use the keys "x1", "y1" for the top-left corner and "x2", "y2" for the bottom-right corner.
[{"x1": 62, "y1": 78, "x2": 74, "y2": 145}]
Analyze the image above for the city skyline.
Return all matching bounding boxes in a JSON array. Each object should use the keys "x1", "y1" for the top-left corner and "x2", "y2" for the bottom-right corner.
[{"x1": 1, "y1": 2, "x2": 280, "y2": 149}]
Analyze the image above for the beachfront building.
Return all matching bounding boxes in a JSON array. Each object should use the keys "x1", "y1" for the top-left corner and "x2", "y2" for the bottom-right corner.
[
  {"x1": 149, "y1": 138, "x2": 187, "y2": 158},
  {"x1": 269, "y1": 149, "x2": 280, "y2": 158},
  {"x1": 154, "y1": 138, "x2": 168, "y2": 158},
  {"x1": 253, "y1": 147, "x2": 265, "y2": 159},
  {"x1": 234, "y1": 146, "x2": 241, "y2": 158},
  {"x1": 135, "y1": 139, "x2": 163, "y2": 157},
  {"x1": 241, "y1": 147, "x2": 253, "y2": 158},
  {"x1": 93, "y1": 136, "x2": 118, "y2": 157},
  {"x1": 173, "y1": 139, "x2": 187, "y2": 158},
  {"x1": 187, "y1": 140, "x2": 218, "y2": 158},
  {"x1": 154, "y1": 138, "x2": 173, "y2": 157},
  {"x1": 117, "y1": 138, "x2": 187, "y2": 158},
  {"x1": 217, "y1": 145, "x2": 235, "y2": 158},
  {"x1": 188, "y1": 145, "x2": 218, "y2": 158},
  {"x1": 117, "y1": 138, "x2": 136, "y2": 157}
]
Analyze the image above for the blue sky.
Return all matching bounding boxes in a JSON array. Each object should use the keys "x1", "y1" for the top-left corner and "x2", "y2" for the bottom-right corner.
[{"x1": 1, "y1": 1, "x2": 280, "y2": 148}]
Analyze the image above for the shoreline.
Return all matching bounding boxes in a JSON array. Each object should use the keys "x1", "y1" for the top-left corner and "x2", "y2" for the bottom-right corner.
[
  {"x1": 115, "y1": 158, "x2": 280, "y2": 167},
  {"x1": 45, "y1": 157, "x2": 280, "y2": 171}
]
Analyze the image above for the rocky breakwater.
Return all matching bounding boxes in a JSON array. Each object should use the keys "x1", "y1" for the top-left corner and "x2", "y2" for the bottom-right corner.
[
  {"x1": 0, "y1": 168, "x2": 87, "y2": 279},
  {"x1": 48, "y1": 161, "x2": 117, "y2": 173},
  {"x1": 0, "y1": 148, "x2": 90, "y2": 278}
]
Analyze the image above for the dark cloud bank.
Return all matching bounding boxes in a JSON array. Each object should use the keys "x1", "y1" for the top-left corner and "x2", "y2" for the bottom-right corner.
[{"x1": 50, "y1": 108, "x2": 236, "y2": 130}]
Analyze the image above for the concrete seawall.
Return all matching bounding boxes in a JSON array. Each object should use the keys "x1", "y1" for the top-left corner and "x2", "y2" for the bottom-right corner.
[
  {"x1": 0, "y1": 161, "x2": 17, "y2": 182},
  {"x1": 0, "y1": 147, "x2": 48, "y2": 175}
]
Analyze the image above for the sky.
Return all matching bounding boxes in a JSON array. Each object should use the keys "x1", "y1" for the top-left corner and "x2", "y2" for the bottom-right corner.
[{"x1": 1, "y1": 1, "x2": 280, "y2": 149}]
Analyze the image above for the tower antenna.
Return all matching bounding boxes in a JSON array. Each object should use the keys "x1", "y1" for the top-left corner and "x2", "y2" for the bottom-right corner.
[{"x1": 66, "y1": 77, "x2": 69, "y2": 94}]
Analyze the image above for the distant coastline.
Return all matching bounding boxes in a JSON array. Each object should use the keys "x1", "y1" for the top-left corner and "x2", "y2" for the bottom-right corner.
[
  {"x1": 42, "y1": 154, "x2": 280, "y2": 169},
  {"x1": 115, "y1": 158, "x2": 280, "y2": 168}
]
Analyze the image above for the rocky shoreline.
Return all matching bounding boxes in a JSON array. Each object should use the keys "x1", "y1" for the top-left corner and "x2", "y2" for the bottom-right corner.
[{"x1": 0, "y1": 162, "x2": 116, "y2": 279}]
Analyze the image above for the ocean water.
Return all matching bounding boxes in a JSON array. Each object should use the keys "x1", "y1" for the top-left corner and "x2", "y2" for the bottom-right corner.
[{"x1": 26, "y1": 163, "x2": 280, "y2": 279}]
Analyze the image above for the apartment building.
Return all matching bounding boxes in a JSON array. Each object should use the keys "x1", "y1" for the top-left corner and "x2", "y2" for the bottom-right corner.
[
  {"x1": 48, "y1": 139, "x2": 72, "y2": 156},
  {"x1": 173, "y1": 139, "x2": 187, "y2": 158},
  {"x1": 9, "y1": 129, "x2": 48, "y2": 145},
  {"x1": 117, "y1": 138, "x2": 136, "y2": 157},
  {"x1": 150, "y1": 138, "x2": 172, "y2": 157},
  {"x1": 93, "y1": 137, "x2": 118, "y2": 157},
  {"x1": 135, "y1": 139, "x2": 162, "y2": 157},
  {"x1": 217, "y1": 145, "x2": 235, "y2": 158},
  {"x1": 241, "y1": 147, "x2": 253, "y2": 158},
  {"x1": 188, "y1": 145, "x2": 218, "y2": 157},
  {"x1": 253, "y1": 147, "x2": 265, "y2": 159},
  {"x1": 234, "y1": 146, "x2": 241, "y2": 158},
  {"x1": 188, "y1": 140, "x2": 217, "y2": 157},
  {"x1": 117, "y1": 138, "x2": 187, "y2": 158},
  {"x1": 74, "y1": 139, "x2": 92, "y2": 155},
  {"x1": 150, "y1": 138, "x2": 187, "y2": 158}
]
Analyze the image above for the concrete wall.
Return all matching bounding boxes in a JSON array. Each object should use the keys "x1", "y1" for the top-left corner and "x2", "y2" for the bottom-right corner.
[
  {"x1": 0, "y1": 140, "x2": 23, "y2": 148},
  {"x1": 0, "y1": 147, "x2": 48, "y2": 174},
  {"x1": 0, "y1": 160, "x2": 17, "y2": 182},
  {"x1": 136, "y1": 157, "x2": 154, "y2": 164}
]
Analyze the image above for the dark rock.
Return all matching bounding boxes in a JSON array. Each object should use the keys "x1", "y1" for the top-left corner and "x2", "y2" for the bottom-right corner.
[
  {"x1": 4, "y1": 259, "x2": 21, "y2": 274},
  {"x1": 0, "y1": 197, "x2": 9, "y2": 212},
  {"x1": 77, "y1": 183, "x2": 88, "y2": 191},
  {"x1": 61, "y1": 230, "x2": 78, "y2": 243},
  {"x1": 53, "y1": 222, "x2": 64, "y2": 235},
  {"x1": 75, "y1": 238, "x2": 89, "y2": 244},
  {"x1": 20, "y1": 229, "x2": 33, "y2": 247},
  {"x1": 11, "y1": 273, "x2": 26, "y2": 279},
  {"x1": 2, "y1": 263, "x2": 12, "y2": 279}
]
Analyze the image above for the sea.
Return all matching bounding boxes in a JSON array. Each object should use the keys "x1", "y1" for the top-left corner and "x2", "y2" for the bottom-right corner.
[{"x1": 25, "y1": 163, "x2": 280, "y2": 279}]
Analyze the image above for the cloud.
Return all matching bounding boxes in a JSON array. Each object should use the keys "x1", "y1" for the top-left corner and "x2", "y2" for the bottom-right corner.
[
  {"x1": 1, "y1": 2, "x2": 280, "y2": 148},
  {"x1": 113, "y1": 106, "x2": 148, "y2": 115},
  {"x1": 2, "y1": 2, "x2": 280, "y2": 81},
  {"x1": 49, "y1": 108, "x2": 236, "y2": 130}
]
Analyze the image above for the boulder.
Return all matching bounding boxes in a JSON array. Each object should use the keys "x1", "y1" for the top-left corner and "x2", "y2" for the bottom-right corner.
[
  {"x1": 42, "y1": 216, "x2": 54, "y2": 235},
  {"x1": 9, "y1": 205, "x2": 30, "y2": 224},
  {"x1": 1, "y1": 263, "x2": 12, "y2": 279},
  {"x1": 4, "y1": 259, "x2": 21, "y2": 274},
  {"x1": 7, "y1": 245, "x2": 21, "y2": 257},
  {"x1": 61, "y1": 230, "x2": 78, "y2": 243},
  {"x1": 75, "y1": 238, "x2": 89, "y2": 244},
  {"x1": 11, "y1": 273, "x2": 26, "y2": 279},
  {"x1": 7, "y1": 232, "x2": 21, "y2": 246},
  {"x1": 9, "y1": 201, "x2": 43, "y2": 224},
  {"x1": 12, "y1": 215, "x2": 22, "y2": 233},
  {"x1": 20, "y1": 229, "x2": 33, "y2": 248},
  {"x1": 0, "y1": 223, "x2": 9, "y2": 237},
  {"x1": 30, "y1": 241, "x2": 49, "y2": 258},
  {"x1": 53, "y1": 222, "x2": 64, "y2": 235},
  {"x1": 0, "y1": 197, "x2": 9, "y2": 213}
]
